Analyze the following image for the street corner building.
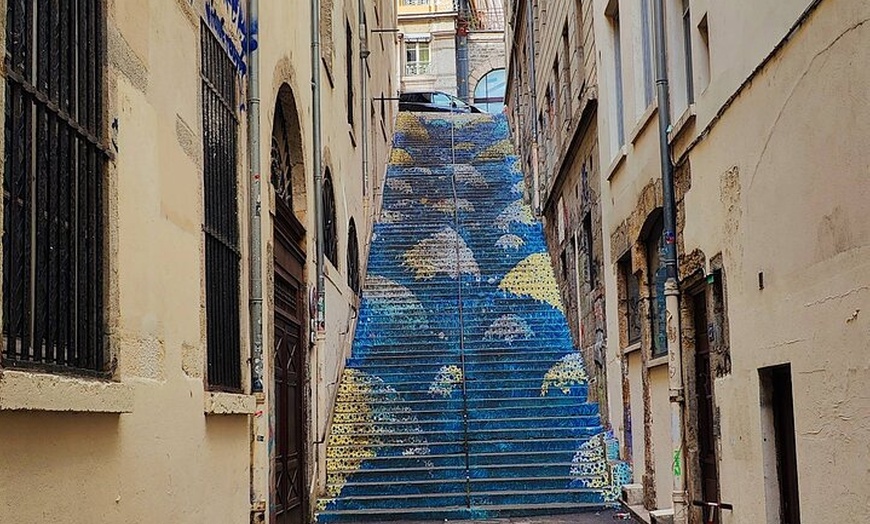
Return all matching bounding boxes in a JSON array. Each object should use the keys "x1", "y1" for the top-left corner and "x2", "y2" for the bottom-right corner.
[
  {"x1": 505, "y1": 0, "x2": 870, "y2": 523},
  {"x1": 0, "y1": 0, "x2": 398, "y2": 523}
]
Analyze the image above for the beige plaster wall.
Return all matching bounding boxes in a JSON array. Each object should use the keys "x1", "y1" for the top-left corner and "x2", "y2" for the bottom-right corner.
[
  {"x1": 0, "y1": 0, "x2": 397, "y2": 522},
  {"x1": 598, "y1": 0, "x2": 870, "y2": 521},
  {"x1": 678, "y1": 2, "x2": 870, "y2": 522}
]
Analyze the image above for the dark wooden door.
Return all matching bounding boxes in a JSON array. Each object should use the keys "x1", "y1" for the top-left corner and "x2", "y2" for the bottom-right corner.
[
  {"x1": 692, "y1": 291, "x2": 720, "y2": 520},
  {"x1": 274, "y1": 201, "x2": 306, "y2": 524},
  {"x1": 771, "y1": 366, "x2": 801, "y2": 524}
]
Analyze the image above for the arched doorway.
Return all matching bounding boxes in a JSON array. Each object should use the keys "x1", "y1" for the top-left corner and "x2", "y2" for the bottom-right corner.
[
  {"x1": 473, "y1": 68, "x2": 507, "y2": 113},
  {"x1": 271, "y1": 84, "x2": 307, "y2": 524}
]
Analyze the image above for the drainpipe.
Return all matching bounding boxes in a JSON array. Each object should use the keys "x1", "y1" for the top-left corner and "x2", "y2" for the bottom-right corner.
[
  {"x1": 246, "y1": 0, "x2": 267, "y2": 521},
  {"x1": 311, "y1": 0, "x2": 327, "y2": 497},
  {"x1": 456, "y1": 0, "x2": 470, "y2": 100},
  {"x1": 311, "y1": 0, "x2": 325, "y2": 337},
  {"x1": 652, "y1": 1, "x2": 687, "y2": 523},
  {"x1": 358, "y1": 0, "x2": 369, "y2": 199},
  {"x1": 524, "y1": 0, "x2": 541, "y2": 214}
]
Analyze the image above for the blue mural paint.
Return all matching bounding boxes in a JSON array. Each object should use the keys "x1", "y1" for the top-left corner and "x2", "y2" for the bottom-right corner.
[{"x1": 317, "y1": 113, "x2": 629, "y2": 522}]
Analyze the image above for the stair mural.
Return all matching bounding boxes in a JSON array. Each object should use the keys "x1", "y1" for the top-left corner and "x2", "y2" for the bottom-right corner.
[{"x1": 316, "y1": 113, "x2": 630, "y2": 522}]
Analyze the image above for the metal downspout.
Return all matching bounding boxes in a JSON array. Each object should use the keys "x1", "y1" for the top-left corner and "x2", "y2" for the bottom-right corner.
[
  {"x1": 311, "y1": 0, "x2": 327, "y2": 503},
  {"x1": 246, "y1": 0, "x2": 266, "y2": 521},
  {"x1": 524, "y1": 0, "x2": 541, "y2": 214},
  {"x1": 358, "y1": 0, "x2": 369, "y2": 199},
  {"x1": 652, "y1": 0, "x2": 687, "y2": 522},
  {"x1": 311, "y1": 0, "x2": 325, "y2": 336},
  {"x1": 456, "y1": 0, "x2": 470, "y2": 101}
]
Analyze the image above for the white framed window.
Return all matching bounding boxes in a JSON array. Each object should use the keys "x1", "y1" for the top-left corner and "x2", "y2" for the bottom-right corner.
[{"x1": 405, "y1": 40, "x2": 431, "y2": 76}]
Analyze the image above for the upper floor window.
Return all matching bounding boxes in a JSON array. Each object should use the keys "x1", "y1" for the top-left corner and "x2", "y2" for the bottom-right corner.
[
  {"x1": 202, "y1": 23, "x2": 242, "y2": 390},
  {"x1": 323, "y1": 171, "x2": 338, "y2": 267},
  {"x1": 474, "y1": 69, "x2": 507, "y2": 113},
  {"x1": 405, "y1": 40, "x2": 431, "y2": 76},
  {"x1": 619, "y1": 254, "x2": 642, "y2": 346},
  {"x1": 2, "y1": 0, "x2": 109, "y2": 373},
  {"x1": 347, "y1": 220, "x2": 360, "y2": 296},
  {"x1": 645, "y1": 212, "x2": 667, "y2": 357}
]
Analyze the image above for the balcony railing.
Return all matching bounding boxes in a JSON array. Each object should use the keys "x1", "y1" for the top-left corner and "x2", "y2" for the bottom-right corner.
[
  {"x1": 405, "y1": 62, "x2": 432, "y2": 76},
  {"x1": 468, "y1": 7, "x2": 505, "y2": 31}
]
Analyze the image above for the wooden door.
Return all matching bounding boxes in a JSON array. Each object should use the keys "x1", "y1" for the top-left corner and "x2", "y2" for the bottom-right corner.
[
  {"x1": 274, "y1": 201, "x2": 306, "y2": 524},
  {"x1": 693, "y1": 291, "x2": 720, "y2": 520}
]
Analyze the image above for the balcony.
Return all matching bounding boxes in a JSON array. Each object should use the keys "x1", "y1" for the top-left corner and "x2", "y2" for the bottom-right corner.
[{"x1": 405, "y1": 62, "x2": 432, "y2": 76}]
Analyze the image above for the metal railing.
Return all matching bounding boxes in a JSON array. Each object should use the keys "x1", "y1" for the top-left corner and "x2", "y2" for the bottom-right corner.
[
  {"x1": 405, "y1": 62, "x2": 432, "y2": 76},
  {"x1": 468, "y1": 7, "x2": 505, "y2": 31}
]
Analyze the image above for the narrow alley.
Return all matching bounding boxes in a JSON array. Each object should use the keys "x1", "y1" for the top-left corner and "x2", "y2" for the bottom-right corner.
[{"x1": 316, "y1": 113, "x2": 629, "y2": 522}]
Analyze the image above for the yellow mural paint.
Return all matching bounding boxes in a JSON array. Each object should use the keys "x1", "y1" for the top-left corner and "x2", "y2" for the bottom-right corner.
[
  {"x1": 541, "y1": 353, "x2": 589, "y2": 395},
  {"x1": 475, "y1": 139, "x2": 513, "y2": 161},
  {"x1": 390, "y1": 148, "x2": 414, "y2": 165},
  {"x1": 498, "y1": 252, "x2": 564, "y2": 312},
  {"x1": 395, "y1": 113, "x2": 430, "y2": 140}
]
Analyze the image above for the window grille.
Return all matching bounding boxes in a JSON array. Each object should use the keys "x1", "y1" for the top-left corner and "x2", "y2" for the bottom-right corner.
[
  {"x1": 645, "y1": 213, "x2": 667, "y2": 357},
  {"x1": 2, "y1": 0, "x2": 108, "y2": 373},
  {"x1": 271, "y1": 102, "x2": 293, "y2": 209},
  {"x1": 201, "y1": 23, "x2": 241, "y2": 391},
  {"x1": 347, "y1": 220, "x2": 360, "y2": 295},
  {"x1": 323, "y1": 172, "x2": 338, "y2": 267}
]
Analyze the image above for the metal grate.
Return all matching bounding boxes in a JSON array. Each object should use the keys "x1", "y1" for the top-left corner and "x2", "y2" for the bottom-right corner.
[
  {"x1": 201, "y1": 23, "x2": 241, "y2": 391},
  {"x1": 2, "y1": 0, "x2": 108, "y2": 374}
]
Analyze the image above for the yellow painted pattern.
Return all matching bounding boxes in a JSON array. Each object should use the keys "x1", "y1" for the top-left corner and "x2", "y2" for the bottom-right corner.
[
  {"x1": 395, "y1": 112, "x2": 430, "y2": 140},
  {"x1": 429, "y1": 365, "x2": 464, "y2": 397},
  {"x1": 475, "y1": 139, "x2": 513, "y2": 161},
  {"x1": 402, "y1": 227, "x2": 480, "y2": 280},
  {"x1": 541, "y1": 353, "x2": 588, "y2": 395},
  {"x1": 390, "y1": 148, "x2": 414, "y2": 165},
  {"x1": 499, "y1": 253, "x2": 564, "y2": 312},
  {"x1": 495, "y1": 200, "x2": 535, "y2": 231}
]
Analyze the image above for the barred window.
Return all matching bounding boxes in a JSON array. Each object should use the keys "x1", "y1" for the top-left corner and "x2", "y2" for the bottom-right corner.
[
  {"x1": 323, "y1": 171, "x2": 338, "y2": 267},
  {"x1": 347, "y1": 219, "x2": 360, "y2": 295},
  {"x1": 201, "y1": 23, "x2": 241, "y2": 391},
  {"x1": 2, "y1": 0, "x2": 108, "y2": 373}
]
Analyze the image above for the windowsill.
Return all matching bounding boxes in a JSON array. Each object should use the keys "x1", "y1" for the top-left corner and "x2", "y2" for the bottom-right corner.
[
  {"x1": 628, "y1": 102, "x2": 658, "y2": 145},
  {"x1": 0, "y1": 369, "x2": 133, "y2": 413},
  {"x1": 605, "y1": 145, "x2": 628, "y2": 182},
  {"x1": 204, "y1": 391, "x2": 257, "y2": 415},
  {"x1": 324, "y1": 260, "x2": 341, "y2": 290},
  {"x1": 647, "y1": 354, "x2": 669, "y2": 369},
  {"x1": 622, "y1": 341, "x2": 642, "y2": 355},
  {"x1": 668, "y1": 103, "x2": 696, "y2": 144}
]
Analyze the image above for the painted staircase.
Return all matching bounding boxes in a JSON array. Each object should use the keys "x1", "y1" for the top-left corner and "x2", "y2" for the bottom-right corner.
[{"x1": 316, "y1": 113, "x2": 630, "y2": 522}]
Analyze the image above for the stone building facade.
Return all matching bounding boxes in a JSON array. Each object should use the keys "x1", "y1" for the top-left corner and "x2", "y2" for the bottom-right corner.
[
  {"x1": 0, "y1": 1, "x2": 397, "y2": 523},
  {"x1": 510, "y1": 0, "x2": 870, "y2": 523},
  {"x1": 398, "y1": 0, "x2": 506, "y2": 110},
  {"x1": 505, "y1": 0, "x2": 609, "y2": 417}
]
